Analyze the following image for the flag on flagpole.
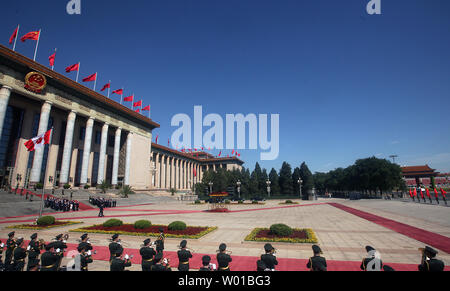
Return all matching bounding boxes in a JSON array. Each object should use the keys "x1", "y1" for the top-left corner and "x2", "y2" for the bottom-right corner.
[
  {"x1": 82, "y1": 73, "x2": 97, "y2": 82},
  {"x1": 49, "y1": 49, "x2": 56, "y2": 69},
  {"x1": 101, "y1": 82, "x2": 111, "y2": 96},
  {"x1": 112, "y1": 89, "x2": 123, "y2": 95},
  {"x1": 133, "y1": 100, "x2": 142, "y2": 108},
  {"x1": 9, "y1": 25, "x2": 19, "y2": 51},
  {"x1": 24, "y1": 129, "x2": 52, "y2": 152},
  {"x1": 155, "y1": 135, "x2": 159, "y2": 144},
  {"x1": 135, "y1": 109, "x2": 140, "y2": 113},
  {"x1": 124, "y1": 95, "x2": 134, "y2": 102},
  {"x1": 65, "y1": 63, "x2": 80, "y2": 73},
  {"x1": 21, "y1": 30, "x2": 40, "y2": 42}
]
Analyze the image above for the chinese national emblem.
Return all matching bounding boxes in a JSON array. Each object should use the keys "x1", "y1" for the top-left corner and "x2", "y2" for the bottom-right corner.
[{"x1": 25, "y1": 72, "x2": 47, "y2": 94}]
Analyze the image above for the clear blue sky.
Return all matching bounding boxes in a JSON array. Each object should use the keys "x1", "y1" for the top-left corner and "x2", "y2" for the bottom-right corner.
[{"x1": 2, "y1": 0, "x2": 450, "y2": 173}]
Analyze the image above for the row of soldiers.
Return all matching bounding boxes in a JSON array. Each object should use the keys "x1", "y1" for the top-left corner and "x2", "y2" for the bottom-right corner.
[
  {"x1": 89, "y1": 197, "x2": 117, "y2": 208},
  {"x1": 0, "y1": 230, "x2": 445, "y2": 271},
  {"x1": 44, "y1": 197, "x2": 80, "y2": 212}
]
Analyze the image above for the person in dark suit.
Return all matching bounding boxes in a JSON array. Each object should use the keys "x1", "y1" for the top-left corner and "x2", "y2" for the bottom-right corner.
[
  {"x1": 418, "y1": 246, "x2": 445, "y2": 272},
  {"x1": 260, "y1": 243, "x2": 278, "y2": 271},
  {"x1": 140, "y1": 239, "x2": 156, "y2": 271},
  {"x1": 216, "y1": 243, "x2": 232, "y2": 271},
  {"x1": 360, "y1": 246, "x2": 383, "y2": 271},
  {"x1": 177, "y1": 240, "x2": 193, "y2": 271},
  {"x1": 98, "y1": 201, "x2": 104, "y2": 217},
  {"x1": 306, "y1": 245, "x2": 327, "y2": 271}
]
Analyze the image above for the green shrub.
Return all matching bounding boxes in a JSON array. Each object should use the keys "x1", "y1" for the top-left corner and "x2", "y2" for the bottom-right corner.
[
  {"x1": 285, "y1": 200, "x2": 293, "y2": 204},
  {"x1": 103, "y1": 219, "x2": 123, "y2": 228},
  {"x1": 63, "y1": 184, "x2": 71, "y2": 189},
  {"x1": 134, "y1": 220, "x2": 152, "y2": 229},
  {"x1": 98, "y1": 180, "x2": 110, "y2": 194},
  {"x1": 238, "y1": 200, "x2": 244, "y2": 204},
  {"x1": 168, "y1": 221, "x2": 187, "y2": 231},
  {"x1": 270, "y1": 224, "x2": 293, "y2": 237},
  {"x1": 37, "y1": 216, "x2": 55, "y2": 226},
  {"x1": 252, "y1": 200, "x2": 259, "y2": 204},
  {"x1": 225, "y1": 199, "x2": 231, "y2": 204},
  {"x1": 35, "y1": 183, "x2": 44, "y2": 190},
  {"x1": 84, "y1": 184, "x2": 90, "y2": 189},
  {"x1": 194, "y1": 200, "x2": 202, "y2": 204},
  {"x1": 119, "y1": 185, "x2": 134, "y2": 198}
]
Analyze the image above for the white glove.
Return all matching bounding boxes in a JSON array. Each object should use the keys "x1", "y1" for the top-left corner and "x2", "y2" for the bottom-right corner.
[
  {"x1": 87, "y1": 250, "x2": 92, "y2": 256},
  {"x1": 63, "y1": 240, "x2": 67, "y2": 243},
  {"x1": 56, "y1": 248, "x2": 61, "y2": 253},
  {"x1": 0, "y1": 243, "x2": 4, "y2": 248},
  {"x1": 87, "y1": 240, "x2": 90, "y2": 244},
  {"x1": 210, "y1": 263, "x2": 217, "y2": 270},
  {"x1": 125, "y1": 254, "x2": 129, "y2": 260},
  {"x1": 27, "y1": 245, "x2": 31, "y2": 251}
]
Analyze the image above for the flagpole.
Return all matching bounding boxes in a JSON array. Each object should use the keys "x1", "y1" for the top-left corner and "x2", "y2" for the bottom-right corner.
[
  {"x1": 39, "y1": 127, "x2": 54, "y2": 218},
  {"x1": 93, "y1": 73, "x2": 97, "y2": 91},
  {"x1": 120, "y1": 87, "x2": 123, "y2": 104},
  {"x1": 107, "y1": 80, "x2": 111, "y2": 98},
  {"x1": 33, "y1": 29, "x2": 41, "y2": 61},
  {"x1": 12, "y1": 24, "x2": 19, "y2": 51},
  {"x1": 51, "y1": 48, "x2": 57, "y2": 70},
  {"x1": 76, "y1": 62, "x2": 80, "y2": 82}
]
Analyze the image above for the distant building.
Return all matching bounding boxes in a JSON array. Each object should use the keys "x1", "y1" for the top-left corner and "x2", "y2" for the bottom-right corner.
[{"x1": 401, "y1": 165, "x2": 449, "y2": 188}]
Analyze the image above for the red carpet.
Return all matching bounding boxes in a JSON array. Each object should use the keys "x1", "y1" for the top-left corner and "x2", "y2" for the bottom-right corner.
[
  {"x1": 329, "y1": 203, "x2": 450, "y2": 254},
  {"x1": 2, "y1": 238, "x2": 448, "y2": 271}
]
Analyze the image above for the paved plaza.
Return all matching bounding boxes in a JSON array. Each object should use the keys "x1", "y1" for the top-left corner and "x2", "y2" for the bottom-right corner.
[{"x1": 1, "y1": 194, "x2": 449, "y2": 271}]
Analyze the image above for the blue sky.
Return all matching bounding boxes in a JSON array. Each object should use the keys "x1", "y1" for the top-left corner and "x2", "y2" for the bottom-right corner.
[{"x1": 2, "y1": 0, "x2": 450, "y2": 173}]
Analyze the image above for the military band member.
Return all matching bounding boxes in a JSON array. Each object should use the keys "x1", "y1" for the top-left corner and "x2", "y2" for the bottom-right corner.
[
  {"x1": 260, "y1": 243, "x2": 278, "y2": 271},
  {"x1": 40, "y1": 243, "x2": 60, "y2": 271},
  {"x1": 216, "y1": 243, "x2": 232, "y2": 271},
  {"x1": 155, "y1": 227, "x2": 165, "y2": 254},
  {"x1": 177, "y1": 240, "x2": 193, "y2": 271},
  {"x1": 110, "y1": 249, "x2": 132, "y2": 271},
  {"x1": 78, "y1": 233, "x2": 93, "y2": 252},
  {"x1": 199, "y1": 255, "x2": 215, "y2": 271},
  {"x1": 109, "y1": 234, "x2": 123, "y2": 262},
  {"x1": 78, "y1": 245, "x2": 93, "y2": 271},
  {"x1": 140, "y1": 238, "x2": 156, "y2": 271},
  {"x1": 418, "y1": 246, "x2": 445, "y2": 272},
  {"x1": 5, "y1": 231, "x2": 17, "y2": 271},
  {"x1": 53, "y1": 234, "x2": 68, "y2": 270},
  {"x1": 150, "y1": 252, "x2": 171, "y2": 271},
  {"x1": 12, "y1": 238, "x2": 27, "y2": 271},
  {"x1": 306, "y1": 245, "x2": 327, "y2": 271},
  {"x1": 27, "y1": 233, "x2": 42, "y2": 271},
  {"x1": 360, "y1": 246, "x2": 383, "y2": 271}
]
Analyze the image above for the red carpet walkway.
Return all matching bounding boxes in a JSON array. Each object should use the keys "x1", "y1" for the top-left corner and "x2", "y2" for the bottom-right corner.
[
  {"x1": 2, "y1": 239, "x2": 448, "y2": 271},
  {"x1": 329, "y1": 203, "x2": 450, "y2": 254}
]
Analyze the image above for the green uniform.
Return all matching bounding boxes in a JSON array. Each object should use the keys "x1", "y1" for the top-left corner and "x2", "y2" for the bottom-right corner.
[
  {"x1": 418, "y1": 259, "x2": 445, "y2": 272},
  {"x1": 177, "y1": 249, "x2": 192, "y2": 271},
  {"x1": 110, "y1": 257, "x2": 132, "y2": 271},
  {"x1": 109, "y1": 242, "x2": 123, "y2": 262},
  {"x1": 27, "y1": 240, "x2": 41, "y2": 271},
  {"x1": 12, "y1": 247, "x2": 27, "y2": 271},
  {"x1": 80, "y1": 253, "x2": 93, "y2": 271},
  {"x1": 140, "y1": 246, "x2": 156, "y2": 271},
  {"x1": 307, "y1": 256, "x2": 327, "y2": 271},
  {"x1": 40, "y1": 251, "x2": 60, "y2": 271}
]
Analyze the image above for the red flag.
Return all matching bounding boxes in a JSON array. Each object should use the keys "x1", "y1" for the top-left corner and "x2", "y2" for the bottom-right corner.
[
  {"x1": 133, "y1": 100, "x2": 142, "y2": 107},
  {"x1": 9, "y1": 26, "x2": 18, "y2": 44},
  {"x1": 155, "y1": 135, "x2": 159, "y2": 144},
  {"x1": 441, "y1": 188, "x2": 447, "y2": 197},
  {"x1": 193, "y1": 168, "x2": 197, "y2": 177},
  {"x1": 218, "y1": 151, "x2": 222, "y2": 157},
  {"x1": 65, "y1": 63, "x2": 79, "y2": 73},
  {"x1": 420, "y1": 188, "x2": 424, "y2": 199},
  {"x1": 24, "y1": 129, "x2": 52, "y2": 152},
  {"x1": 142, "y1": 105, "x2": 150, "y2": 111},
  {"x1": 232, "y1": 150, "x2": 234, "y2": 155},
  {"x1": 21, "y1": 30, "x2": 40, "y2": 42},
  {"x1": 101, "y1": 82, "x2": 111, "y2": 92},
  {"x1": 124, "y1": 95, "x2": 134, "y2": 102},
  {"x1": 434, "y1": 188, "x2": 439, "y2": 198},
  {"x1": 413, "y1": 188, "x2": 417, "y2": 197},
  {"x1": 135, "y1": 109, "x2": 140, "y2": 113},
  {"x1": 49, "y1": 52, "x2": 56, "y2": 67},
  {"x1": 112, "y1": 89, "x2": 123, "y2": 95},
  {"x1": 82, "y1": 73, "x2": 97, "y2": 82},
  {"x1": 426, "y1": 188, "x2": 431, "y2": 198},
  {"x1": 409, "y1": 189, "x2": 412, "y2": 198}
]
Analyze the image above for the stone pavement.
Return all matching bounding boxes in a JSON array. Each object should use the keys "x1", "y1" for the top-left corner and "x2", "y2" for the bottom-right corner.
[{"x1": 0, "y1": 196, "x2": 449, "y2": 270}]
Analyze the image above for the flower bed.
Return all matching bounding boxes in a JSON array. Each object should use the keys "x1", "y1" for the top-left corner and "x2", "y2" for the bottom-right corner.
[
  {"x1": 7, "y1": 221, "x2": 82, "y2": 230},
  {"x1": 245, "y1": 228, "x2": 318, "y2": 244},
  {"x1": 70, "y1": 224, "x2": 217, "y2": 239},
  {"x1": 278, "y1": 202, "x2": 300, "y2": 205},
  {"x1": 206, "y1": 208, "x2": 230, "y2": 213}
]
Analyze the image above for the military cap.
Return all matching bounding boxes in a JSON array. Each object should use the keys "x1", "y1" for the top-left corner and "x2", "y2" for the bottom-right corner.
[
  {"x1": 45, "y1": 242, "x2": 56, "y2": 250},
  {"x1": 365, "y1": 246, "x2": 375, "y2": 252},
  {"x1": 80, "y1": 233, "x2": 88, "y2": 240},
  {"x1": 219, "y1": 243, "x2": 227, "y2": 252},
  {"x1": 77, "y1": 245, "x2": 86, "y2": 252},
  {"x1": 202, "y1": 255, "x2": 211, "y2": 265},
  {"x1": 424, "y1": 246, "x2": 438, "y2": 257},
  {"x1": 55, "y1": 234, "x2": 63, "y2": 240},
  {"x1": 264, "y1": 243, "x2": 274, "y2": 253},
  {"x1": 312, "y1": 245, "x2": 322, "y2": 254},
  {"x1": 383, "y1": 265, "x2": 396, "y2": 272},
  {"x1": 143, "y1": 239, "x2": 151, "y2": 245},
  {"x1": 158, "y1": 227, "x2": 164, "y2": 233},
  {"x1": 180, "y1": 240, "x2": 187, "y2": 248},
  {"x1": 30, "y1": 233, "x2": 38, "y2": 240},
  {"x1": 154, "y1": 252, "x2": 163, "y2": 262},
  {"x1": 8, "y1": 231, "x2": 15, "y2": 237},
  {"x1": 16, "y1": 238, "x2": 24, "y2": 245},
  {"x1": 112, "y1": 234, "x2": 119, "y2": 240}
]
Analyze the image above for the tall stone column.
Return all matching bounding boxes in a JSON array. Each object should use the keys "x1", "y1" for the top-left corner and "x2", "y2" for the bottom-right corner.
[
  {"x1": 59, "y1": 110, "x2": 76, "y2": 186},
  {"x1": 155, "y1": 153, "x2": 160, "y2": 188},
  {"x1": 30, "y1": 101, "x2": 53, "y2": 184},
  {"x1": 97, "y1": 123, "x2": 109, "y2": 184},
  {"x1": 111, "y1": 127, "x2": 122, "y2": 186},
  {"x1": 161, "y1": 155, "x2": 166, "y2": 189},
  {"x1": 0, "y1": 85, "x2": 12, "y2": 138},
  {"x1": 124, "y1": 132, "x2": 132, "y2": 185},
  {"x1": 80, "y1": 117, "x2": 95, "y2": 186}
]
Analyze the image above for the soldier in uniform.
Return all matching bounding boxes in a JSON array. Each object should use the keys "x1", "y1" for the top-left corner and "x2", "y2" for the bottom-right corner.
[
  {"x1": 360, "y1": 246, "x2": 383, "y2": 271},
  {"x1": 177, "y1": 240, "x2": 193, "y2": 271},
  {"x1": 199, "y1": 255, "x2": 215, "y2": 271},
  {"x1": 260, "y1": 243, "x2": 278, "y2": 271},
  {"x1": 155, "y1": 227, "x2": 165, "y2": 254},
  {"x1": 12, "y1": 238, "x2": 27, "y2": 271},
  {"x1": 53, "y1": 234, "x2": 68, "y2": 270},
  {"x1": 110, "y1": 248, "x2": 132, "y2": 271},
  {"x1": 418, "y1": 246, "x2": 445, "y2": 272},
  {"x1": 0, "y1": 240, "x2": 4, "y2": 271},
  {"x1": 78, "y1": 244, "x2": 93, "y2": 271},
  {"x1": 5, "y1": 231, "x2": 17, "y2": 271},
  {"x1": 216, "y1": 243, "x2": 232, "y2": 271},
  {"x1": 78, "y1": 233, "x2": 93, "y2": 252},
  {"x1": 40, "y1": 243, "x2": 60, "y2": 271},
  {"x1": 150, "y1": 252, "x2": 171, "y2": 271},
  {"x1": 140, "y1": 238, "x2": 156, "y2": 271},
  {"x1": 109, "y1": 234, "x2": 123, "y2": 263},
  {"x1": 306, "y1": 245, "x2": 327, "y2": 271},
  {"x1": 27, "y1": 233, "x2": 42, "y2": 271}
]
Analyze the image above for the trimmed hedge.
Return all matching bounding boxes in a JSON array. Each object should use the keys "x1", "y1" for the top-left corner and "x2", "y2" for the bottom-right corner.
[
  {"x1": 270, "y1": 224, "x2": 293, "y2": 237},
  {"x1": 36, "y1": 216, "x2": 55, "y2": 226},
  {"x1": 285, "y1": 200, "x2": 293, "y2": 204},
  {"x1": 225, "y1": 199, "x2": 231, "y2": 204},
  {"x1": 134, "y1": 220, "x2": 152, "y2": 229},
  {"x1": 103, "y1": 219, "x2": 123, "y2": 228},
  {"x1": 168, "y1": 221, "x2": 187, "y2": 231}
]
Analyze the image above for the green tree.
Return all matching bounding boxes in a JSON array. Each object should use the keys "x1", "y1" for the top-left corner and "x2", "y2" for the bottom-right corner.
[
  {"x1": 299, "y1": 162, "x2": 314, "y2": 198},
  {"x1": 279, "y1": 162, "x2": 293, "y2": 195}
]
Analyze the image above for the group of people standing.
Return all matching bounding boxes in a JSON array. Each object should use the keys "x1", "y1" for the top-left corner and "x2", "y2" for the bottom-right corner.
[{"x1": 44, "y1": 196, "x2": 80, "y2": 212}]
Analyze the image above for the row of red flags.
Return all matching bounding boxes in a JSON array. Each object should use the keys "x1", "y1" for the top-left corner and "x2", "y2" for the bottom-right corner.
[
  {"x1": 8, "y1": 26, "x2": 150, "y2": 115},
  {"x1": 409, "y1": 188, "x2": 447, "y2": 198}
]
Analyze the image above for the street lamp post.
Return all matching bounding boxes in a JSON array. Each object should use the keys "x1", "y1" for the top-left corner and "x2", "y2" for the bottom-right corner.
[
  {"x1": 15, "y1": 173, "x2": 22, "y2": 194},
  {"x1": 208, "y1": 181, "x2": 213, "y2": 195},
  {"x1": 236, "y1": 180, "x2": 241, "y2": 199},
  {"x1": 266, "y1": 179, "x2": 271, "y2": 198},
  {"x1": 298, "y1": 178, "x2": 303, "y2": 199}
]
